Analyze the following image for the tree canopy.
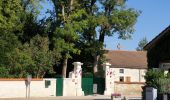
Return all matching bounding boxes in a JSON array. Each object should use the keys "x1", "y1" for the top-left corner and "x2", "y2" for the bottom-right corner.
[
  {"x1": 0, "y1": 0, "x2": 139, "y2": 78},
  {"x1": 136, "y1": 37, "x2": 148, "y2": 51}
]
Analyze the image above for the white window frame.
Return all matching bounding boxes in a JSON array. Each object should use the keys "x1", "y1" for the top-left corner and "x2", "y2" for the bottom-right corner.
[
  {"x1": 119, "y1": 69, "x2": 124, "y2": 73},
  {"x1": 119, "y1": 76, "x2": 124, "y2": 82},
  {"x1": 159, "y1": 63, "x2": 170, "y2": 75}
]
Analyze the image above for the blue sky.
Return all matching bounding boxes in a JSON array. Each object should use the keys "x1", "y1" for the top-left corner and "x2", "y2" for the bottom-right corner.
[
  {"x1": 40, "y1": 0, "x2": 170, "y2": 51},
  {"x1": 105, "y1": 0, "x2": 170, "y2": 50}
]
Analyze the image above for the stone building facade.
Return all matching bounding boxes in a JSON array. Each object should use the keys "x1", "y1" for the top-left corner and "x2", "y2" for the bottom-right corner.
[{"x1": 105, "y1": 50, "x2": 147, "y2": 98}]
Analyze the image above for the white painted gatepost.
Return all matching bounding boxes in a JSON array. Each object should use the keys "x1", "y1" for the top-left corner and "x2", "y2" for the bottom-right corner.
[
  {"x1": 102, "y1": 62, "x2": 114, "y2": 95},
  {"x1": 72, "y1": 62, "x2": 84, "y2": 96},
  {"x1": 62, "y1": 62, "x2": 115, "y2": 96},
  {"x1": 63, "y1": 62, "x2": 84, "y2": 96}
]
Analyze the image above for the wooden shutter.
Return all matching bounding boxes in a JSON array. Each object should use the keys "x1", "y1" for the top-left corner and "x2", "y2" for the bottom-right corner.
[{"x1": 126, "y1": 76, "x2": 131, "y2": 82}]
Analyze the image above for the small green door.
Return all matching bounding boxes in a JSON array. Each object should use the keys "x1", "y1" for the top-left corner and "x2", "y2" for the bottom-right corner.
[
  {"x1": 82, "y1": 78, "x2": 93, "y2": 95},
  {"x1": 94, "y1": 78, "x2": 105, "y2": 94},
  {"x1": 56, "y1": 78, "x2": 63, "y2": 96}
]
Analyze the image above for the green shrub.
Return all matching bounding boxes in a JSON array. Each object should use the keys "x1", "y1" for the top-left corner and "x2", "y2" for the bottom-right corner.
[
  {"x1": 144, "y1": 69, "x2": 165, "y2": 88},
  {"x1": 0, "y1": 67, "x2": 10, "y2": 77}
]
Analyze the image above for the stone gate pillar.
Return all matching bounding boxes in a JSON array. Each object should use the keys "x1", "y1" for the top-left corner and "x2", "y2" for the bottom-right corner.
[
  {"x1": 103, "y1": 62, "x2": 114, "y2": 95},
  {"x1": 72, "y1": 62, "x2": 84, "y2": 96}
]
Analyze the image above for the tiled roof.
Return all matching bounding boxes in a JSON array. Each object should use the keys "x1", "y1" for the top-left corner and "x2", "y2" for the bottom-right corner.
[{"x1": 105, "y1": 50, "x2": 147, "y2": 69}]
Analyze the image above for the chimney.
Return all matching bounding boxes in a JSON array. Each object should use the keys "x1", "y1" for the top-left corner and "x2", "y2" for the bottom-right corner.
[{"x1": 117, "y1": 43, "x2": 122, "y2": 50}]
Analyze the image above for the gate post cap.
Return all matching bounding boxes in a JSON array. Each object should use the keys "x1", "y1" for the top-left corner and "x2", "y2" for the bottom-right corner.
[
  {"x1": 72, "y1": 62, "x2": 83, "y2": 66},
  {"x1": 73, "y1": 62, "x2": 83, "y2": 69}
]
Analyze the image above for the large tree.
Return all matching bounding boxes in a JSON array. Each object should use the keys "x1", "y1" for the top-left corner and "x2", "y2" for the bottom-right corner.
[
  {"x1": 0, "y1": 0, "x2": 23, "y2": 76},
  {"x1": 0, "y1": 0, "x2": 58, "y2": 78},
  {"x1": 50, "y1": 0, "x2": 88, "y2": 77},
  {"x1": 76, "y1": 0, "x2": 140, "y2": 74},
  {"x1": 28, "y1": 35, "x2": 56, "y2": 78},
  {"x1": 0, "y1": 0, "x2": 139, "y2": 78},
  {"x1": 47, "y1": 0, "x2": 139, "y2": 76}
]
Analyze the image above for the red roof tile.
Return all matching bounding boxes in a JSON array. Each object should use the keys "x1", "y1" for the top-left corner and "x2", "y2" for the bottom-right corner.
[{"x1": 105, "y1": 50, "x2": 147, "y2": 69}]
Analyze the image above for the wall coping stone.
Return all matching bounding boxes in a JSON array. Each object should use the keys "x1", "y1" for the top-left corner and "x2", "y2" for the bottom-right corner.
[
  {"x1": 0, "y1": 78, "x2": 43, "y2": 81},
  {"x1": 115, "y1": 81, "x2": 145, "y2": 84}
]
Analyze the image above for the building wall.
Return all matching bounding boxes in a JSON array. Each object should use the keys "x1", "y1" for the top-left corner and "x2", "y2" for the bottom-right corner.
[
  {"x1": 147, "y1": 32, "x2": 170, "y2": 68},
  {"x1": 0, "y1": 78, "x2": 56, "y2": 98},
  {"x1": 114, "y1": 82, "x2": 144, "y2": 98},
  {"x1": 112, "y1": 68, "x2": 146, "y2": 82}
]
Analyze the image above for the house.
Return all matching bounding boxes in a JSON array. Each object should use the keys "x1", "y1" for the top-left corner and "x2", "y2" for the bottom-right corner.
[
  {"x1": 144, "y1": 25, "x2": 170, "y2": 100},
  {"x1": 105, "y1": 50, "x2": 147, "y2": 98},
  {"x1": 144, "y1": 25, "x2": 170, "y2": 73}
]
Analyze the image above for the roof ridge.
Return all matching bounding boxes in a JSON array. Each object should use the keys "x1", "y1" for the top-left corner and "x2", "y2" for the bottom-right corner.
[
  {"x1": 144, "y1": 25, "x2": 170, "y2": 50},
  {"x1": 107, "y1": 50, "x2": 146, "y2": 53}
]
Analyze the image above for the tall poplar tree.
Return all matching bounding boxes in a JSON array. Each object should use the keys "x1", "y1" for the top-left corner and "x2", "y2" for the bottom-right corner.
[{"x1": 51, "y1": 0, "x2": 88, "y2": 77}]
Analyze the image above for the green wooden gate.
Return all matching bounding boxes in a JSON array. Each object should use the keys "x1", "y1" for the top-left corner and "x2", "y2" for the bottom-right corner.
[
  {"x1": 94, "y1": 78, "x2": 105, "y2": 94},
  {"x1": 56, "y1": 77, "x2": 105, "y2": 96},
  {"x1": 82, "y1": 78, "x2": 93, "y2": 95},
  {"x1": 56, "y1": 78, "x2": 63, "y2": 96},
  {"x1": 82, "y1": 78, "x2": 105, "y2": 95}
]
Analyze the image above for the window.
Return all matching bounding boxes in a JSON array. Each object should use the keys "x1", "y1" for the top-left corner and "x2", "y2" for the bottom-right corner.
[
  {"x1": 126, "y1": 76, "x2": 131, "y2": 82},
  {"x1": 45, "y1": 80, "x2": 51, "y2": 88},
  {"x1": 119, "y1": 76, "x2": 124, "y2": 82},
  {"x1": 119, "y1": 69, "x2": 124, "y2": 73}
]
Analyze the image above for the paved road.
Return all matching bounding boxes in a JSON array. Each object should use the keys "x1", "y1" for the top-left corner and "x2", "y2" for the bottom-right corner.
[{"x1": 0, "y1": 95, "x2": 111, "y2": 100}]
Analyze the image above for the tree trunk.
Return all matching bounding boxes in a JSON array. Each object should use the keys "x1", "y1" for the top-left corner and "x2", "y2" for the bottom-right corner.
[
  {"x1": 62, "y1": 57, "x2": 68, "y2": 78},
  {"x1": 61, "y1": 5, "x2": 65, "y2": 21},
  {"x1": 93, "y1": 55, "x2": 100, "y2": 74},
  {"x1": 52, "y1": 0, "x2": 59, "y2": 24},
  {"x1": 70, "y1": 0, "x2": 74, "y2": 12},
  {"x1": 93, "y1": 30, "x2": 105, "y2": 74},
  {"x1": 36, "y1": 66, "x2": 40, "y2": 78},
  {"x1": 99, "y1": 30, "x2": 105, "y2": 43}
]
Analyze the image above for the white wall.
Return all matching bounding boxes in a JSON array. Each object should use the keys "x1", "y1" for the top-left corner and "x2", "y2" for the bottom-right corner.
[
  {"x1": 112, "y1": 68, "x2": 146, "y2": 82},
  {"x1": 63, "y1": 78, "x2": 76, "y2": 96},
  {"x1": 0, "y1": 78, "x2": 56, "y2": 98},
  {"x1": 62, "y1": 78, "x2": 84, "y2": 96}
]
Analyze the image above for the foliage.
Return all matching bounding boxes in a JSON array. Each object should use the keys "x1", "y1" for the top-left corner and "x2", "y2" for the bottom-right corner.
[
  {"x1": 144, "y1": 69, "x2": 170, "y2": 95},
  {"x1": 50, "y1": 0, "x2": 89, "y2": 77},
  {"x1": 6, "y1": 45, "x2": 33, "y2": 78},
  {"x1": 0, "y1": 0, "x2": 23, "y2": 33},
  {"x1": 0, "y1": 67, "x2": 10, "y2": 77},
  {"x1": 1, "y1": 35, "x2": 57, "y2": 78},
  {"x1": 0, "y1": 0, "x2": 60, "y2": 78},
  {"x1": 144, "y1": 69, "x2": 165, "y2": 89},
  {"x1": 136, "y1": 37, "x2": 148, "y2": 51},
  {"x1": 145, "y1": 69, "x2": 170, "y2": 94},
  {"x1": 156, "y1": 78, "x2": 170, "y2": 94},
  {"x1": 0, "y1": 0, "x2": 139, "y2": 78},
  {"x1": 0, "y1": 0, "x2": 24, "y2": 76},
  {"x1": 27, "y1": 35, "x2": 56, "y2": 78},
  {"x1": 74, "y1": 0, "x2": 140, "y2": 73}
]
